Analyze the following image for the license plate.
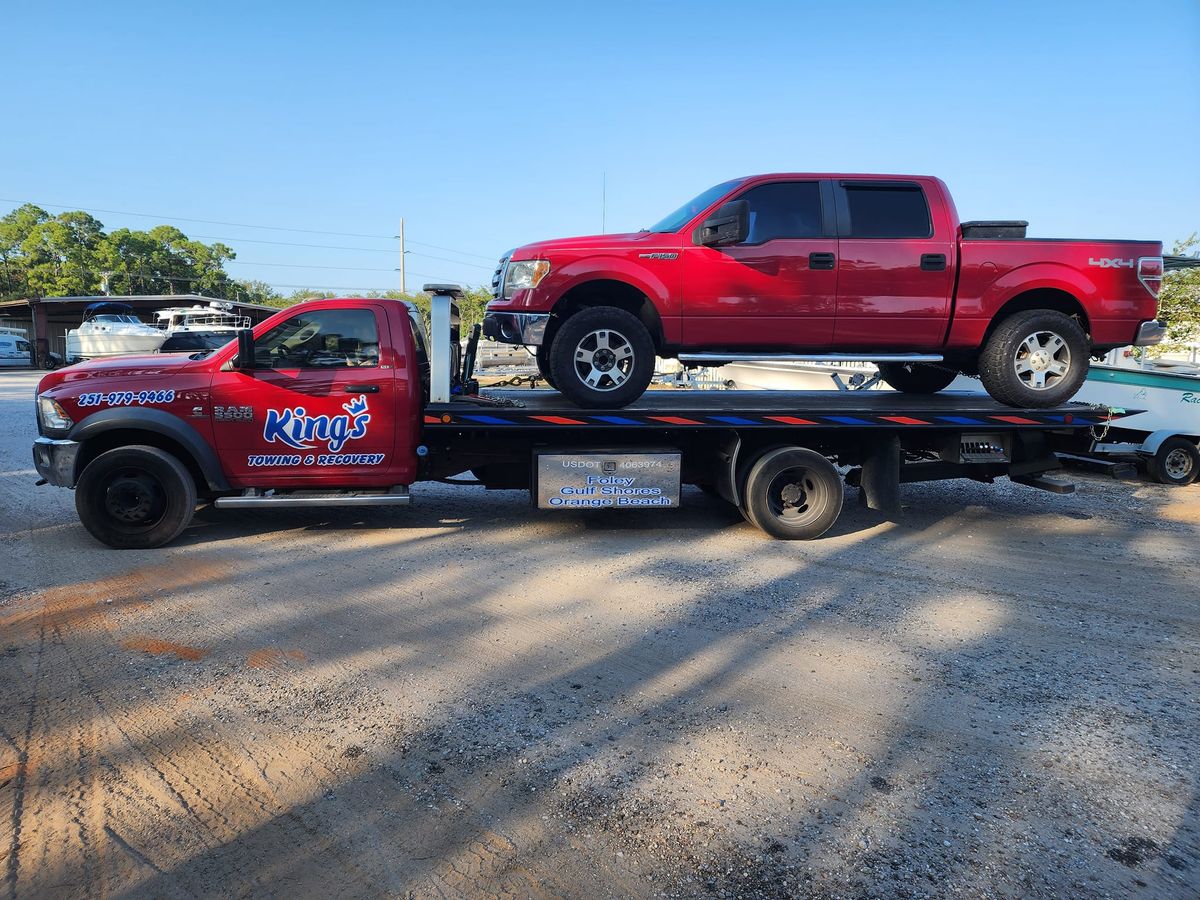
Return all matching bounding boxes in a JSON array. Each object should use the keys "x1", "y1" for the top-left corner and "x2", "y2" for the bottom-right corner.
[{"x1": 535, "y1": 451, "x2": 681, "y2": 509}]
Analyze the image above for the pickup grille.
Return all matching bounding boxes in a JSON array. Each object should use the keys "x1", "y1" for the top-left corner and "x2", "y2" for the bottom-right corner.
[{"x1": 491, "y1": 254, "x2": 510, "y2": 300}]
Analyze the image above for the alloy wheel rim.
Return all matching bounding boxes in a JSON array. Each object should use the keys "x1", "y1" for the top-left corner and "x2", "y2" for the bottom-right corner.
[
  {"x1": 573, "y1": 329, "x2": 635, "y2": 391},
  {"x1": 1014, "y1": 330, "x2": 1071, "y2": 391}
]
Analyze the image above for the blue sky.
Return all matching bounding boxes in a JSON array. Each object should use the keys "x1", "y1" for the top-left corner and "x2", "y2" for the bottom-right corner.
[{"x1": 3, "y1": 0, "x2": 1198, "y2": 293}]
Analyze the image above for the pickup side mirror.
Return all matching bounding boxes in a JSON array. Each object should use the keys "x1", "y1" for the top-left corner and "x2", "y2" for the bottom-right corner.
[
  {"x1": 695, "y1": 199, "x2": 749, "y2": 247},
  {"x1": 234, "y1": 328, "x2": 256, "y2": 370}
]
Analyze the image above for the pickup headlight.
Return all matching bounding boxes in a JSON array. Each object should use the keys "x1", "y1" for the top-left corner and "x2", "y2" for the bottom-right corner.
[
  {"x1": 502, "y1": 259, "x2": 551, "y2": 299},
  {"x1": 38, "y1": 394, "x2": 73, "y2": 433}
]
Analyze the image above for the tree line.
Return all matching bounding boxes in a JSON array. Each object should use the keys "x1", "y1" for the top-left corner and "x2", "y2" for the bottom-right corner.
[{"x1": 0, "y1": 203, "x2": 492, "y2": 326}]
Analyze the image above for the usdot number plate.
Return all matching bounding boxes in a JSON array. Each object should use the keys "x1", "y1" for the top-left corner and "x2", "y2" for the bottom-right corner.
[{"x1": 535, "y1": 451, "x2": 681, "y2": 509}]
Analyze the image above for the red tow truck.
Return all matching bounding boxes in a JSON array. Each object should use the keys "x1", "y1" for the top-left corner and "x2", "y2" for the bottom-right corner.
[
  {"x1": 483, "y1": 174, "x2": 1164, "y2": 409},
  {"x1": 33, "y1": 286, "x2": 1137, "y2": 549}
]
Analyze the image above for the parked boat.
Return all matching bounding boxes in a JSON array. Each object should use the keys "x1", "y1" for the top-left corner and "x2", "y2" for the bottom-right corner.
[
  {"x1": 66, "y1": 302, "x2": 166, "y2": 361},
  {"x1": 154, "y1": 301, "x2": 250, "y2": 336}
]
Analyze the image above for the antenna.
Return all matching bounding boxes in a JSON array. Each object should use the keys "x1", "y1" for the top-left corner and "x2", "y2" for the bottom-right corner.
[{"x1": 601, "y1": 172, "x2": 607, "y2": 234}]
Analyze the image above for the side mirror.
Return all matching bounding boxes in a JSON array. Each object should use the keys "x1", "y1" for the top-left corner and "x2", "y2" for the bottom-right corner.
[
  {"x1": 235, "y1": 328, "x2": 256, "y2": 370},
  {"x1": 696, "y1": 199, "x2": 749, "y2": 247}
]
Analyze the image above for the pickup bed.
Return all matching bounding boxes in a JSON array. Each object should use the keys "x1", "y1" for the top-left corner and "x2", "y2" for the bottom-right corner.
[
  {"x1": 32, "y1": 290, "x2": 1135, "y2": 549},
  {"x1": 483, "y1": 173, "x2": 1164, "y2": 409}
]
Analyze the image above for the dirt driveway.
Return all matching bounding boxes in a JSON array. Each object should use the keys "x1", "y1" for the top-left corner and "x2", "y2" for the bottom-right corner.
[{"x1": 2, "y1": 369, "x2": 1197, "y2": 898}]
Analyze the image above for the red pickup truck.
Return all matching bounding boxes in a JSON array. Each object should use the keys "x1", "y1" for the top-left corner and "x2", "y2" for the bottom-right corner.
[{"x1": 483, "y1": 174, "x2": 1165, "y2": 408}]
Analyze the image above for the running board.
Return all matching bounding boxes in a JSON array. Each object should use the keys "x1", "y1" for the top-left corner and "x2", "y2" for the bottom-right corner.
[
  {"x1": 214, "y1": 487, "x2": 411, "y2": 508},
  {"x1": 678, "y1": 352, "x2": 944, "y2": 364}
]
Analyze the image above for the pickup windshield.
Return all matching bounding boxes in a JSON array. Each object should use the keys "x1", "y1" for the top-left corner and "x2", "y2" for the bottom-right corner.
[{"x1": 646, "y1": 179, "x2": 742, "y2": 233}]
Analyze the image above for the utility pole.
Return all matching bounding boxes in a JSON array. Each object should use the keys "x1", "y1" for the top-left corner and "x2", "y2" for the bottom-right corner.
[{"x1": 398, "y1": 218, "x2": 407, "y2": 294}]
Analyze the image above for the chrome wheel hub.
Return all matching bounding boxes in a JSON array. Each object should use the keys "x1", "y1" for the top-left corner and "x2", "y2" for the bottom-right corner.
[
  {"x1": 574, "y1": 329, "x2": 634, "y2": 391},
  {"x1": 1015, "y1": 331, "x2": 1071, "y2": 391}
]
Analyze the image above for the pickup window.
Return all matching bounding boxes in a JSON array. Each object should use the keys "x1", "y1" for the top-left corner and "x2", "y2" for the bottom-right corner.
[
  {"x1": 254, "y1": 308, "x2": 381, "y2": 368},
  {"x1": 841, "y1": 183, "x2": 932, "y2": 239},
  {"x1": 740, "y1": 181, "x2": 823, "y2": 243}
]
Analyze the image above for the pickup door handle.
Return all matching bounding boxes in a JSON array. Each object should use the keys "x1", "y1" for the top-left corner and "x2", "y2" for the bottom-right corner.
[
  {"x1": 346, "y1": 384, "x2": 380, "y2": 393},
  {"x1": 920, "y1": 253, "x2": 947, "y2": 271},
  {"x1": 808, "y1": 252, "x2": 836, "y2": 270}
]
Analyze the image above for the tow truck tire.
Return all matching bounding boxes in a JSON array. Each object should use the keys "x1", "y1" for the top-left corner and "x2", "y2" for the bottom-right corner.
[
  {"x1": 877, "y1": 362, "x2": 957, "y2": 394},
  {"x1": 75, "y1": 445, "x2": 197, "y2": 549},
  {"x1": 978, "y1": 310, "x2": 1088, "y2": 408},
  {"x1": 1147, "y1": 436, "x2": 1200, "y2": 486},
  {"x1": 549, "y1": 306, "x2": 655, "y2": 409},
  {"x1": 534, "y1": 344, "x2": 557, "y2": 390},
  {"x1": 741, "y1": 447, "x2": 843, "y2": 540}
]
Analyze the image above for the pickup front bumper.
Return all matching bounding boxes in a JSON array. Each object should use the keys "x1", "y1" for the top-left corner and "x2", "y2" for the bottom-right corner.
[
  {"x1": 482, "y1": 311, "x2": 550, "y2": 346},
  {"x1": 33, "y1": 436, "x2": 80, "y2": 487},
  {"x1": 1133, "y1": 319, "x2": 1167, "y2": 347}
]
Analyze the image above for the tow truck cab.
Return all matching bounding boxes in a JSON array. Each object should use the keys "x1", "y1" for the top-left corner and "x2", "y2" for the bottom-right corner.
[{"x1": 34, "y1": 289, "x2": 1125, "y2": 549}]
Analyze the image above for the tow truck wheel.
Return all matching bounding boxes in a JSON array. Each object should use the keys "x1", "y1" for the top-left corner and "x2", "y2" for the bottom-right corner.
[
  {"x1": 876, "y1": 362, "x2": 957, "y2": 394},
  {"x1": 75, "y1": 445, "x2": 197, "y2": 549},
  {"x1": 741, "y1": 447, "x2": 843, "y2": 540},
  {"x1": 1148, "y1": 436, "x2": 1200, "y2": 486},
  {"x1": 978, "y1": 309, "x2": 1088, "y2": 408},
  {"x1": 549, "y1": 306, "x2": 655, "y2": 409},
  {"x1": 534, "y1": 344, "x2": 557, "y2": 390}
]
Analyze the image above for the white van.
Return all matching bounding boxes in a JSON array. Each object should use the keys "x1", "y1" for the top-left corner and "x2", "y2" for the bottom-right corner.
[{"x1": 0, "y1": 327, "x2": 33, "y2": 367}]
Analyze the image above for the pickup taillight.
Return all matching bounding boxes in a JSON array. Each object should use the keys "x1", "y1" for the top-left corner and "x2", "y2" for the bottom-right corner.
[{"x1": 1137, "y1": 256, "x2": 1164, "y2": 298}]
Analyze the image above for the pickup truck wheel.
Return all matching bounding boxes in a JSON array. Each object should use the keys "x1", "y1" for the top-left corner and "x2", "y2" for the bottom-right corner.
[
  {"x1": 1148, "y1": 436, "x2": 1200, "y2": 486},
  {"x1": 549, "y1": 306, "x2": 655, "y2": 408},
  {"x1": 742, "y1": 447, "x2": 843, "y2": 540},
  {"x1": 876, "y1": 362, "x2": 957, "y2": 394},
  {"x1": 75, "y1": 445, "x2": 197, "y2": 549},
  {"x1": 978, "y1": 310, "x2": 1088, "y2": 407},
  {"x1": 534, "y1": 344, "x2": 557, "y2": 390}
]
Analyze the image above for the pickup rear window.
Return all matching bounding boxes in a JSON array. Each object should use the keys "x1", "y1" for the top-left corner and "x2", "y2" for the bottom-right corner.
[{"x1": 842, "y1": 184, "x2": 932, "y2": 239}]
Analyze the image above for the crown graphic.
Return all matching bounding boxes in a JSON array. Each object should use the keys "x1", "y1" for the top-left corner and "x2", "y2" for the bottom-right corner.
[{"x1": 342, "y1": 394, "x2": 370, "y2": 417}]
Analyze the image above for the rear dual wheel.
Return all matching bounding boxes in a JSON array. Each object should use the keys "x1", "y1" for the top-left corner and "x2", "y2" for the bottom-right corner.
[{"x1": 741, "y1": 447, "x2": 843, "y2": 540}]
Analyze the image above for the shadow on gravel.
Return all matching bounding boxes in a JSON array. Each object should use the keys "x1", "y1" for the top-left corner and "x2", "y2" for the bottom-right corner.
[{"x1": 3, "y1": 465, "x2": 1198, "y2": 898}]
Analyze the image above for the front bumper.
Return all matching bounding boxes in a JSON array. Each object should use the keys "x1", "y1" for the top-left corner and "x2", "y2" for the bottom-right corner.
[
  {"x1": 482, "y1": 311, "x2": 551, "y2": 346},
  {"x1": 1133, "y1": 319, "x2": 1167, "y2": 347},
  {"x1": 33, "y1": 436, "x2": 80, "y2": 487}
]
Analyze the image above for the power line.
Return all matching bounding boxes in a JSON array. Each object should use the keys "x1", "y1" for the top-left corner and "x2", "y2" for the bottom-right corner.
[
  {"x1": 0, "y1": 197, "x2": 397, "y2": 240},
  {"x1": 227, "y1": 260, "x2": 399, "y2": 273},
  {"x1": 1, "y1": 196, "x2": 500, "y2": 262},
  {"x1": 188, "y1": 233, "x2": 494, "y2": 268}
]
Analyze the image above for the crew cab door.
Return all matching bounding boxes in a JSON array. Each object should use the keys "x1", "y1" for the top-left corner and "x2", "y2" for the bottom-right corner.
[
  {"x1": 832, "y1": 180, "x2": 955, "y2": 347},
  {"x1": 682, "y1": 179, "x2": 837, "y2": 348},
  {"x1": 209, "y1": 305, "x2": 397, "y2": 486}
]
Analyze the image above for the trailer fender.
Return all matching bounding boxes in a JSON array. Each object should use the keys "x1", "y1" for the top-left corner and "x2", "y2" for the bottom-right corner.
[
  {"x1": 1136, "y1": 430, "x2": 1190, "y2": 457},
  {"x1": 68, "y1": 407, "x2": 231, "y2": 492}
]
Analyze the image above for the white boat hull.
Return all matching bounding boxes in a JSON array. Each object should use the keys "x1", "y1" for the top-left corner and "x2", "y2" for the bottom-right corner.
[
  {"x1": 66, "y1": 331, "x2": 166, "y2": 359},
  {"x1": 1074, "y1": 365, "x2": 1200, "y2": 437}
]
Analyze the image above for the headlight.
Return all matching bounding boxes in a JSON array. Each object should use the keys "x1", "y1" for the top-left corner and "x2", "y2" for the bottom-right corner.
[
  {"x1": 38, "y1": 394, "x2": 73, "y2": 432},
  {"x1": 502, "y1": 259, "x2": 551, "y2": 298}
]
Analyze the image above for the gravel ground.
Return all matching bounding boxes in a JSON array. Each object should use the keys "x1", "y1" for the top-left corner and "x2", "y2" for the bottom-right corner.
[{"x1": 1, "y1": 367, "x2": 1197, "y2": 899}]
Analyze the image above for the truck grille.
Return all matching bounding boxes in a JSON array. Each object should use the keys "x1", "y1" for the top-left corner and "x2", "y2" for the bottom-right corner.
[{"x1": 491, "y1": 253, "x2": 511, "y2": 300}]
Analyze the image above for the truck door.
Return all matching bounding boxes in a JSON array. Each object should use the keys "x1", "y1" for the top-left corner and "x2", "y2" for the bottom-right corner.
[
  {"x1": 832, "y1": 180, "x2": 955, "y2": 348},
  {"x1": 209, "y1": 305, "x2": 398, "y2": 485},
  {"x1": 682, "y1": 179, "x2": 837, "y2": 348}
]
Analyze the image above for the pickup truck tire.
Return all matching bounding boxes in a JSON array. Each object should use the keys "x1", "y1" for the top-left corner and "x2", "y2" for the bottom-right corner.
[
  {"x1": 1147, "y1": 436, "x2": 1200, "y2": 486},
  {"x1": 534, "y1": 344, "x2": 557, "y2": 390},
  {"x1": 978, "y1": 310, "x2": 1088, "y2": 408},
  {"x1": 741, "y1": 447, "x2": 843, "y2": 540},
  {"x1": 876, "y1": 362, "x2": 957, "y2": 394},
  {"x1": 75, "y1": 445, "x2": 197, "y2": 549},
  {"x1": 549, "y1": 306, "x2": 655, "y2": 408}
]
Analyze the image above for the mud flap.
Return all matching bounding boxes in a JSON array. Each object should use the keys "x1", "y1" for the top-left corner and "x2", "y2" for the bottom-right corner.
[{"x1": 857, "y1": 433, "x2": 901, "y2": 518}]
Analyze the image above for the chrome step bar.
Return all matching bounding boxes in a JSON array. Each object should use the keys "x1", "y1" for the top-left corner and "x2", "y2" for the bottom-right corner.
[
  {"x1": 214, "y1": 486, "x2": 411, "y2": 509},
  {"x1": 678, "y1": 352, "x2": 944, "y2": 364}
]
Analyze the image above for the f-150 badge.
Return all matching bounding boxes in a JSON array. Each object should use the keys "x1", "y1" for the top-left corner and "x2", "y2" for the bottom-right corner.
[{"x1": 263, "y1": 394, "x2": 371, "y2": 452}]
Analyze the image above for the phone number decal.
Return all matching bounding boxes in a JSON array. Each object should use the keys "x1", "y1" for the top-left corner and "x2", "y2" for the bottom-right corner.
[{"x1": 77, "y1": 390, "x2": 176, "y2": 407}]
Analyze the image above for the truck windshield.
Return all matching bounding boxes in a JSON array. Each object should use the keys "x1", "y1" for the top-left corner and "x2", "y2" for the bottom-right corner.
[{"x1": 645, "y1": 179, "x2": 742, "y2": 233}]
